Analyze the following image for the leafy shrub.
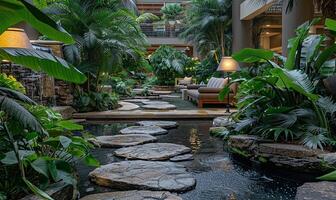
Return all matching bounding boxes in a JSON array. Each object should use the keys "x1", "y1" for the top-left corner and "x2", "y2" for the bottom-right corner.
[
  {"x1": 160, "y1": 3, "x2": 183, "y2": 21},
  {"x1": 0, "y1": 77, "x2": 98, "y2": 199},
  {"x1": 0, "y1": 74, "x2": 26, "y2": 94},
  {"x1": 220, "y1": 19, "x2": 336, "y2": 150},
  {"x1": 73, "y1": 91, "x2": 119, "y2": 112},
  {"x1": 150, "y1": 45, "x2": 191, "y2": 86},
  {"x1": 194, "y1": 55, "x2": 222, "y2": 83}
]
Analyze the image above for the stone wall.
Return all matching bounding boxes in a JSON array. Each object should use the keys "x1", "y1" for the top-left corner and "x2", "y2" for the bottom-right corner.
[{"x1": 1, "y1": 41, "x2": 74, "y2": 106}]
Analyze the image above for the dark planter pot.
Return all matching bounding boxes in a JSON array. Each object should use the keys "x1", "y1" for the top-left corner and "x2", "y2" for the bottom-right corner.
[{"x1": 324, "y1": 76, "x2": 336, "y2": 97}]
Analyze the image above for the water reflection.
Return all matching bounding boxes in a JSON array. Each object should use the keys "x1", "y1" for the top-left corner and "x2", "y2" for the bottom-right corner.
[
  {"x1": 189, "y1": 128, "x2": 201, "y2": 152},
  {"x1": 78, "y1": 120, "x2": 308, "y2": 200}
]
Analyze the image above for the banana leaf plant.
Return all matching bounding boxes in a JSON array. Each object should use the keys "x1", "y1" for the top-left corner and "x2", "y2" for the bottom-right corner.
[
  {"x1": 0, "y1": 0, "x2": 86, "y2": 84},
  {"x1": 219, "y1": 18, "x2": 336, "y2": 150},
  {"x1": 0, "y1": 1, "x2": 93, "y2": 199}
]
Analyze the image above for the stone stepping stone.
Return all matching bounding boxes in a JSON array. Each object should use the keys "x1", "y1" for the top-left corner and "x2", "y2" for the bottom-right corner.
[
  {"x1": 142, "y1": 101, "x2": 169, "y2": 105},
  {"x1": 117, "y1": 101, "x2": 139, "y2": 111},
  {"x1": 123, "y1": 99, "x2": 150, "y2": 103},
  {"x1": 114, "y1": 143, "x2": 191, "y2": 161},
  {"x1": 160, "y1": 95, "x2": 180, "y2": 98},
  {"x1": 80, "y1": 190, "x2": 182, "y2": 200},
  {"x1": 136, "y1": 120, "x2": 178, "y2": 129},
  {"x1": 142, "y1": 104, "x2": 176, "y2": 110},
  {"x1": 120, "y1": 126, "x2": 168, "y2": 136},
  {"x1": 170, "y1": 154, "x2": 194, "y2": 162},
  {"x1": 89, "y1": 160, "x2": 196, "y2": 192},
  {"x1": 91, "y1": 134, "x2": 157, "y2": 148}
]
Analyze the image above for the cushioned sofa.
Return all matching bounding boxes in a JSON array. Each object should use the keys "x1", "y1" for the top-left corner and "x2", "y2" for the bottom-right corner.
[
  {"x1": 174, "y1": 77, "x2": 195, "y2": 92},
  {"x1": 186, "y1": 77, "x2": 237, "y2": 108}
]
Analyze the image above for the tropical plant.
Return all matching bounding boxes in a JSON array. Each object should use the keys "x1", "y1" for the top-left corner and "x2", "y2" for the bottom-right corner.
[
  {"x1": 0, "y1": 74, "x2": 98, "y2": 200},
  {"x1": 136, "y1": 13, "x2": 160, "y2": 23},
  {"x1": 73, "y1": 90, "x2": 119, "y2": 113},
  {"x1": 0, "y1": 0, "x2": 86, "y2": 84},
  {"x1": 149, "y1": 45, "x2": 191, "y2": 86},
  {"x1": 47, "y1": 0, "x2": 148, "y2": 91},
  {"x1": 179, "y1": 0, "x2": 232, "y2": 58},
  {"x1": 160, "y1": 3, "x2": 183, "y2": 21},
  {"x1": 220, "y1": 18, "x2": 336, "y2": 150},
  {"x1": 194, "y1": 54, "x2": 222, "y2": 83}
]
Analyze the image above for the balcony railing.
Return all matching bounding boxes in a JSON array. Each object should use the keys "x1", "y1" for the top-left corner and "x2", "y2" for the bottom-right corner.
[
  {"x1": 142, "y1": 30, "x2": 183, "y2": 37},
  {"x1": 140, "y1": 23, "x2": 183, "y2": 38}
]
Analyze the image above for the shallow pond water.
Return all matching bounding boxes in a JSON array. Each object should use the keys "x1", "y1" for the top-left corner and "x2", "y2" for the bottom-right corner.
[{"x1": 77, "y1": 120, "x2": 314, "y2": 200}]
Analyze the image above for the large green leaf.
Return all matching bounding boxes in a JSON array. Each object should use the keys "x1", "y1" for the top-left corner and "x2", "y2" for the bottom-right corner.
[
  {"x1": 0, "y1": 0, "x2": 74, "y2": 44},
  {"x1": 0, "y1": 48, "x2": 86, "y2": 84},
  {"x1": 285, "y1": 19, "x2": 320, "y2": 70},
  {"x1": 23, "y1": 178, "x2": 53, "y2": 200},
  {"x1": 271, "y1": 68, "x2": 319, "y2": 101},
  {"x1": 314, "y1": 44, "x2": 336, "y2": 71},
  {"x1": 0, "y1": 96, "x2": 45, "y2": 134},
  {"x1": 325, "y1": 18, "x2": 336, "y2": 34},
  {"x1": 318, "y1": 170, "x2": 336, "y2": 181},
  {"x1": 232, "y1": 48, "x2": 274, "y2": 63}
]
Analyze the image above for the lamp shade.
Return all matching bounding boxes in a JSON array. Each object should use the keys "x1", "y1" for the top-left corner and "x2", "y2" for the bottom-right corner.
[
  {"x1": 0, "y1": 28, "x2": 33, "y2": 49},
  {"x1": 217, "y1": 56, "x2": 240, "y2": 72}
]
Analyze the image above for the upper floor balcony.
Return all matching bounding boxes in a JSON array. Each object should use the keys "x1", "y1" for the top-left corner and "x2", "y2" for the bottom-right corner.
[{"x1": 140, "y1": 22, "x2": 183, "y2": 38}]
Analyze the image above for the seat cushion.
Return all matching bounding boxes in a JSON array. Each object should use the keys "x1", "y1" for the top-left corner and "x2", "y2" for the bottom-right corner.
[
  {"x1": 179, "y1": 77, "x2": 192, "y2": 85},
  {"x1": 207, "y1": 77, "x2": 226, "y2": 88}
]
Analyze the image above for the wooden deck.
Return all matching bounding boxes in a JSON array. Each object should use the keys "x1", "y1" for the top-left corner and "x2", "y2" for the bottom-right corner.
[{"x1": 73, "y1": 108, "x2": 233, "y2": 120}]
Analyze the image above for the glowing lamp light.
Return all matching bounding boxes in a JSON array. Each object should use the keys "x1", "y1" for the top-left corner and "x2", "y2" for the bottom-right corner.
[
  {"x1": 217, "y1": 57, "x2": 240, "y2": 72},
  {"x1": 217, "y1": 56, "x2": 240, "y2": 113},
  {"x1": 0, "y1": 28, "x2": 33, "y2": 49}
]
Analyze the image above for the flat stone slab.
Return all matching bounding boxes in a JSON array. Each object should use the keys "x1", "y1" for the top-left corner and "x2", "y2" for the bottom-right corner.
[
  {"x1": 152, "y1": 91, "x2": 173, "y2": 95},
  {"x1": 123, "y1": 99, "x2": 150, "y2": 103},
  {"x1": 228, "y1": 135, "x2": 266, "y2": 151},
  {"x1": 80, "y1": 190, "x2": 182, "y2": 200},
  {"x1": 117, "y1": 101, "x2": 139, "y2": 111},
  {"x1": 159, "y1": 95, "x2": 180, "y2": 98},
  {"x1": 142, "y1": 101, "x2": 169, "y2": 105},
  {"x1": 114, "y1": 143, "x2": 191, "y2": 160},
  {"x1": 91, "y1": 134, "x2": 157, "y2": 148},
  {"x1": 52, "y1": 106, "x2": 75, "y2": 120},
  {"x1": 259, "y1": 143, "x2": 324, "y2": 158},
  {"x1": 136, "y1": 120, "x2": 178, "y2": 129},
  {"x1": 89, "y1": 160, "x2": 196, "y2": 192},
  {"x1": 213, "y1": 116, "x2": 234, "y2": 127},
  {"x1": 170, "y1": 154, "x2": 194, "y2": 162},
  {"x1": 142, "y1": 104, "x2": 176, "y2": 110},
  {"x1": 120, "y1": 126, "x2": 168, "y2": 136},
  {"x1": 296, "y1": 181, "x2": 336, "y2": 200}
]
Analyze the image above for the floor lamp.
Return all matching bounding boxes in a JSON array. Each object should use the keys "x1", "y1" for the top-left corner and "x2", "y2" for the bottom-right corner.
[{"x1": 217, "y1": 57, "x2": 240, "y2": 113}]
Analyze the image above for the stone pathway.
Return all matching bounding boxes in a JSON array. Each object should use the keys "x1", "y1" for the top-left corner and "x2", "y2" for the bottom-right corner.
[
  {"x1": 142, "y1": 104, "x2": 177, "y2": 110},
  {"x1": 296, "y1": 181, "x2": 336, "y2": 200},
  {"x1": 123, "y1": 99, "x2": 150, "y2": 103},
  {"x1": 117, "y1": 102, "x2": 139, "y2": 111},
  {"x1": 120, "y1": 126, "x2": 168, "y2": 136},
  {"x1": 80, "y1": 190, "x2": 182, "y2": 200},
  {"x1": 89, "y1": 160, "x2": 196, "y2": 192},
  {"x1": 114, "y1": 143, "x2": 191, "y2": 161},
  {"x1": 136, "y1": 120, "x2": 178, "y2": 129},
  {"x1": 142, "y1": 101, "x2": 170, "y2": 105},
  {"x1": 85, "y1": 120, "x2": 197, "y2": 199},
  {"x1": 170, "y1": 154, "x2": 194, "y2": 162},
  {"x1": 91, "y1": 134, "x2": 157, "y2": 148}
]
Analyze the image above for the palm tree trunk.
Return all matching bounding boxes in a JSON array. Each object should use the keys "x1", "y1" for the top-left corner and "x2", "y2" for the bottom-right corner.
[{"x1": 220, "y1": 26, "x2": 225, "y2": 57}]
